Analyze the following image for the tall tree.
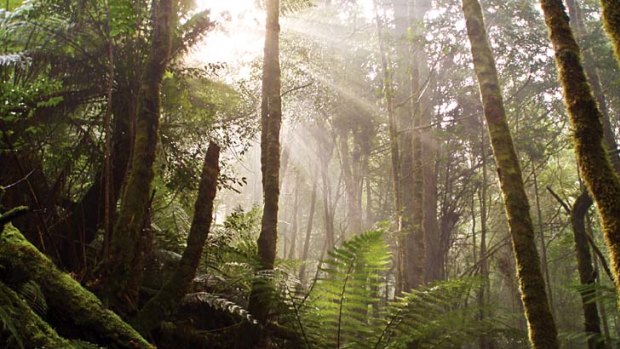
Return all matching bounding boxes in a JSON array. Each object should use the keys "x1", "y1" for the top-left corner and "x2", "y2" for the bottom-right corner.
[
  {"x1": 248, "y1": 0, "x2": 283, "y2": 324},
  {"x1": 461, "y1": 0, "x2": 559, "y2": 348},
  {"x1": 539, "y1": 0, "x2": 620, "y2": 299},
  {"x1": 103, "y1": 0, "x2": 175, "y2": 312}
]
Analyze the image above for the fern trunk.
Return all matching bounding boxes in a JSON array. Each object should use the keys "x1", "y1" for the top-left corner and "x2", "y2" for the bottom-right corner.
[
  {"x1": 103, "y1": 0, "x2": 174, "y2": 313},
  {"x1": 461, "y1": 0, "x2": 559, "y2": 348},
  {"x1": 133, "y1": 142, "x2": 220, "y2": 335},
  {"x1": 540, "y1": 0, "x2": 620, "y2": 304}
]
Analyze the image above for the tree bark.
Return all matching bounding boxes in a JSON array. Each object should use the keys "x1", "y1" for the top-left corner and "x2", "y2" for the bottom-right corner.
[
  {"x1": 540, "y1": 0, "x2": 620, "y2": 301},
  {"x1": 103, "y1": 0, "x2": 174, "y2": 313},
  {"x1": 133, "y1": 142, "x2": 220, "y2": 335},
  {"x1": 462, "y1": 0, "x2": 559, "y2": 348}
]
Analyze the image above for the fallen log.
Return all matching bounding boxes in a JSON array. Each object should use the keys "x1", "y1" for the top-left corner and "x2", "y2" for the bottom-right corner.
[{"x1": 0, "y1": 224, "x2": 154, "y2": 349}]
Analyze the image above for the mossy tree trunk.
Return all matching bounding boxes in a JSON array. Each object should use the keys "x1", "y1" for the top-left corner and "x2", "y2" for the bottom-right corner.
[
  {"x1": 103, "y1": 0, "x2": 174, "y2": 313},
  {"x1": 461, "y1": 0, "x2": 559, "y2": 348},
  {"x1": 599, "y1": 0, "x2": 620, "y2": 65},
  {"x1": 248, "y1": 0, "x2": 282, "y2": 326},
  {"x1": 539, "y1": 0, "x2": 620, "y2": 302},
  {"x1": 133, "y1": 142, "x2": 220, "y2": 335},
  {"x1": 0, "y1": 224, "x2": 153, "y2": 349},
  {"x1": 571, "y1": 191, "x2": 605, "y2": 349}
]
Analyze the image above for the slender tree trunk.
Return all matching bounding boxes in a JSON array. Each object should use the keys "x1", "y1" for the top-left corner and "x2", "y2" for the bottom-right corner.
[
  {"x1": 572, "y1": 190, "x2": 605, "y2": 349},
  {"x1": 299, "y1": 177, "x2": 318, "y2": 283},
  {"x1": 462, "y1": 0, "x2": 559, "y2": 347},
  {"x1": 478, "y1": 120, "x2": 493, "y2": 349},
  {"x1": 103, "y1": 0, "x2": 174, "y2": 313},
  {"x1": 133, "y1": 142, "x2": 220, "y2": 335},
  {"x1": 540, "y1": 0, "x2": 620, "y2": 300},
  {"x1": 598, "y1": 0, "x2": 620, "y2": 65},
  {"x1": 287, "y1": 172, "x2": 300, "y2": 260},
  {"x1": 248, "y1": 0, "x2": 282, "y2": 327},
  {"x1": 532, "y1": 163, "x2": 554, "y2": 313}
]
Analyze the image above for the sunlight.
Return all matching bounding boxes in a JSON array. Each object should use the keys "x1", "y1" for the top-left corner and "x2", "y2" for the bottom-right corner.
[{"x1": 187, "y1": 0, "x2": 265, "y2": 72}]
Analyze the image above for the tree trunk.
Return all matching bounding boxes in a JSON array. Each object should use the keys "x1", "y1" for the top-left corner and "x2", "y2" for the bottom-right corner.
[
  {"x1": 247, "y1": 0, "x2": 282, "y2": 329},
  {"x1": 133, "y1": 142, "x2": 220, "y2": 335},
  {"x1": 462, "y1": 0, "x2": 559, "y2": 348},
  {"x1": 287, "y1": 171, "x2": 300, "y2": 260},
  {"x1": 540, "y1": 0, "x2": 620, "y2": 300},
  {"x1": 55, "y1": 88, "x2": 135, "y2": 272},
  {"x1": 572, "y1": 190, "x2": 605, "y2": 349},
  {"x1": 299, "y1": 177, "x2": 318, "y2": 283},
  {"x1": 599, "y1": 0, "x2": 620, "y2": 65},
  {"x1": 103, "y1": 0, "x2": 174, "y2": 313},
  {"x1": 0, "y1": 224, "x2": 153, "y2": 349}
]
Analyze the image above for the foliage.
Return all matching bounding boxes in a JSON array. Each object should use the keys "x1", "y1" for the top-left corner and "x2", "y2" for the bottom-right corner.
[
  {"x1": 263, "y1": 230, "x2": 521, "y2": 349},
  {"x1": 182, "y1": 291, "x2": 258, "y2": 324}
]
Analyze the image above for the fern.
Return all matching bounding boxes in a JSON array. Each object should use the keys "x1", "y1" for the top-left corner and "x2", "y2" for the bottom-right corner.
[
  {"x1": 182, "y1": 292, "x2": 257, "y2": 324},
  {"x1": 0, "y1": 53, "x2": 30, "y2": 68},
  {"x1": 301, "y1": 230, "x2": 391, "y2": 349},
  {"x1": 289, "y1": 231, "x2": 517, "y2": 349}
]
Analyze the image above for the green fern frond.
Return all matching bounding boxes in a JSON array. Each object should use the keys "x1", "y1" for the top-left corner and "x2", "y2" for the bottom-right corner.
[
  {"x1": 302, "y1": 230, "x2": 391, "y2": 349},
  {"x1": 378, "y1": 278, "x2": 494, "y2": 349},
  {"x1": 182, "y1": 292, "x2": 258, "y2": 324}
]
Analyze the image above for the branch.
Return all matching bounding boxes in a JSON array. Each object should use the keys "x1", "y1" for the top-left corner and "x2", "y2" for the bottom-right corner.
[
  {"x1": 546, "y1": 186, "x2": 571, "y2": 214},
  {"x1": 281, "y1": 81, "x2": 313, "y2": 98}
]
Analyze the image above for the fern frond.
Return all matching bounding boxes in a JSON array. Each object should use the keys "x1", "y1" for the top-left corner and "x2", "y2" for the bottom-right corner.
[
  {"x1": 182, "y1": 292, "x2": 258, "y2": 324},
  {"x1": 281, "y1": 0, "x2": 314, "y2": 15},
  {"x1": 302, "y1": 230, "x2": 391, "y2": 349},
  {"x1": 377, "y1": 278, "x2": 494, "y2": 349},
  {"x1": 0, "y1": 53, "x2": 30, "y2": 68}
]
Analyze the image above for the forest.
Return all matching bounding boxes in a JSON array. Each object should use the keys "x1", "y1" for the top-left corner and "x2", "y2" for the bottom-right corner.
[{"x1": 1, "y1": 0, "x2": 620, "y2": 347}]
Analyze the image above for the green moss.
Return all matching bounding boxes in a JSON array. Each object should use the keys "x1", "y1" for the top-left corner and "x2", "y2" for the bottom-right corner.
[
  {"x1": 462, "y1": 0, "x2": 559, "y2": 348},
  {"x1": 540, "y1": 0, "x2": 620, "y2": 306},
  {"x1": 0, "y1": 224, "x2": 154, "y2": 349},
  {"x1": 0, "y1": 281, "x2": 77, "y2": 348},
  {"x1": 600, "y1": 0, "x2": 620, "y2": 65}
]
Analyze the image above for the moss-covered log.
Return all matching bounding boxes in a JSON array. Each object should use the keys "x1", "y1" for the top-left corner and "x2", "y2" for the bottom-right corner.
[
  {"x1": 0, "y1": 224, "x2": 154, "y2": 349},
  {"x1": 134, "y1": 142, "x2": 220, "y2": 335},
  {"x1": 599, "y1": 0, "x2": 620, "y2": 65},
  {"x1": 461, "y1": 0, "x2": 559, "y2": 348},
  {"x1": 0, "y1": 281, "x2": 77, "y2": 348},
  {"x1": 539, "y1": 0, "x2": 620, "y2": 301}
]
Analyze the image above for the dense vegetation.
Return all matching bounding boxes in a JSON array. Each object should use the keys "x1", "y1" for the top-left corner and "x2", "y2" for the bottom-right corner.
[{"x1": 1, "y1": 0, "x2": 620, "y2": 348}]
